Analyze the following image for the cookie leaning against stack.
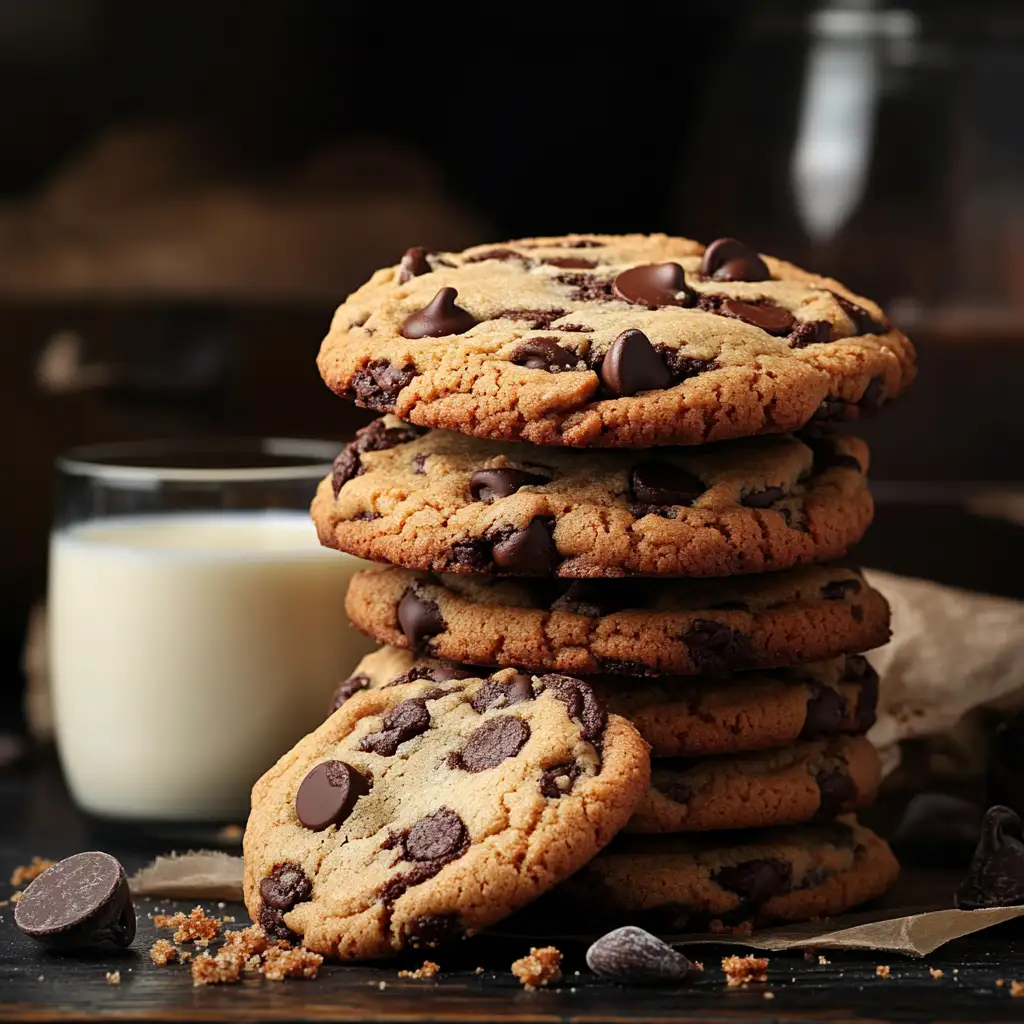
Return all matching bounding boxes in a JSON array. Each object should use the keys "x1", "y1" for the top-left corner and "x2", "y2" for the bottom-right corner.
[{"x1": 245, "y1": 233, "x2": 911, "y2": 955}]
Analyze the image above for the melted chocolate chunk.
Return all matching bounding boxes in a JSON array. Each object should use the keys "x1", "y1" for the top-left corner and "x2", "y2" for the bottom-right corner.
[
  {"x1": 659, "y1": 348, "x2": 718, "y2": 381},
  {"x1": 398, "y1": 246, "x2": 434, "y2": 283},
  {"x1": 800, "y1": 686, "x2": 844, "y2": 740},
  {"x1": 556, "y1": 272, "x2": 615, "y2": 302},
  {"x1": 631, "y1": 461, "x2": 705, "y2": 507},
  {"x1": 815, "y1": 765, "x2": 856, "y2": 818},
  {"x1": 449, "y1": 538, "x2": 493, "y2": 572},
  {"x1": 406, "y1": 913, "x2": 464, "y2": 949},
  {"x1": 332, "y1": 419, "x2": 424, "y2": 496},
  {"x1": 258, "y1": 862, "x2": 312, "y2": 940},
  {"x1": 700, "y1": 238, "x2": 770, "y2": 282},
  {"x1": 714, "y1": 858, "x2": 792, "y2": 904},
  {"x1": 821, "y1": 578, "x2": 862, "y2": 600},
  {"x1": 788, "y1": 320, "x2": 833, "y2": 348},
  {"x1": 538, "y1": 674, "x2": 607, "y2": 742},
  {"x1": 861, "y1": 375, "x2": 886, "y2": 410},
  {"x1": 833, "y1": 293, "x2": 886, "y2": 335},
  {"x1": 741, "y1": 486, "x2": 786, "y2": 509},
  {"x1": 490, "y1": 518, "x2": 559, "y2": 575},
  {"x1": 295, "y1": 760, "x2": 370, "y2": 832},
  {"x1": 350, "y1": 360, "x2": 417, "y2": 413},
  {"x1": 329, "y1": 674, "x2": 370, "y2": 714},
  {"x1": 558, "y1": 322, "x2": 594, "y2": 333},
  {"x1": 397, "y1": 586, "x2": 445, "y2": 650},
  {"x1": 683, "y1": 620, "x2": 753, "y2": 674},
  {"x1": 718, "y1": 298, "x2": 794, "y2": 335},
  {"x1": 551, "y1": 579, "x2": 648, "y2": 617},
  {"x1": 360, "y1": 698, "x2": 431, "y2": 756},
  {"x1": 470, "y1": 674, "x2": 535, "y2": 713},
  {"x1": 400, "y1": 287, "x2": 478, "y2": 339},
  {"x1": 597, "y1": 657, "x2": 660, "y2": 677},
  {"x1": 456, "y1": 716, "x2": 531, "y2": 772},
  {"x1": 465, "y1": 247, "x2": 526, "y2": 263},
  {"x1": 845, "y1": 656, "x2": 879, "y2": 733},
  {"x1": 544, "y1": 256, "x2": 597, "y2": 269},
  {"x1": 404, "y1": 808, "x2": 469, "y2": 862},
  {"x1": 803, "y1": 432, "x2": 863, "y2": 474},
  {"x1": 509, "y1": 337, "x2": 581, "y2": 371},
  {"x1": 612, "y1": 263, "x2": 693, "y2": 308},
  {"x1": 956, "y1": 806, "x2": 1024, "y2": 909},
  {"x1": 470, "y1": 468, "x2": 550, "y2": 503},
  {"x1": 540, "y1": 761, "x2": 583, "y2": 798},
  {"x1": 600, "y1": 329, "x2": 674, "y2": 396},
  {"x1": 492, "y1": 308, "x2": 567, "y2": 329}
]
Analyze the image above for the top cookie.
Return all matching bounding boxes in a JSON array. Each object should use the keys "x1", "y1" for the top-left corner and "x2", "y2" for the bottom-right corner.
[{"x1": 317, "y1": 234, "x2": 915, "y2": 448}]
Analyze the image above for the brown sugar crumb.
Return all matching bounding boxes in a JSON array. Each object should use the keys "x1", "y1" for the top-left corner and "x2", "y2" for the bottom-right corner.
[
  {"x1": 10, "y1": 857, "x2": 57, "y2": 887},
  {"x1": 930, "y1": 968, "x2": 944, "y2": 980},
  {"x1": 222, "y1": 925, "x2": 271, "y2": 959},
  {"x1": 722, "y1": 955, "x2": 769, "y2": 987},
  {"x1": 876, "y1": 965, "x2": 890, "y2": 978},
  {"x1": 261, "y1": 946, "x2": 323, "y2": 982},
  {"x1": 105, "y1": 971, "x2": 121, "y2": 986},
  {"x1": 156, "y1": 906, "x2": 222, "y2": 945},
  {"x1": 818, "y1": 956, "x2": 831, "y2": 965},
  {"x1": 191, "y1": 950, "x2": 244, "y2": 987},
  {"x1": 1011, "y1": 980, "x2": 1024, "y2": 998},
  {"x1": 512, "y1": 946, "x2": 563, "y2": 991},
  {"x1": 10, "y1": 891, "x2": 23, "y2": 903},
  {"x1": 398, "y1": 960, "x2": 440, "y2": 980},
  {"x1": 150, "y1": 939, "x2": 182, "y2": 966}
]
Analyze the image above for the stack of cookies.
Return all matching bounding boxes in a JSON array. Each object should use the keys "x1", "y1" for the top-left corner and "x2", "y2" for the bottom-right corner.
[{"x1": 243, "y1": 234, "x2": 916, "y2": 958}]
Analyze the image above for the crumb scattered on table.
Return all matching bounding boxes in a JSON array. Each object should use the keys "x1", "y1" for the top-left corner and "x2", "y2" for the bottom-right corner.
[
  {"x1": 10, "y1": 857, "x2": 57, "y2": 887},
  {"x1": 105, "y1": 971, "x2": 120, "y2": 986},
  {"x1": 818, "y1": 955, "x2": 830, "y2": 965},
  {"x1": 151, "y1": 939, "x2": 182, "y2": 965},
  {"x1": 191, "y1": 950, "x2": 244, "y2": 987},
  {"x1": 378, "y1": 980, "x2": 387, "y2": 991},
  {"x1": 876, "y1": 965, "x2": 890, "y2": 978},
  {"x1": 512, "y1": 946, "x2": 563, "y2": 991},
  {"x1": 155, "y1": 906, "x2": 222, "y2": 945},
  {"x1": 763, "y1": 991, "x2": 775, "y2": 1000},
  {"x1": 398, "y1": 960, "x2": 439, "y2": 980},
  {"x1": 722, "y1": 955, "x2": 768, "y2": 987},
  {"x1": 261, "y1": 946, "x2": 323, "y2": 982},
  {"x1": 223, "y1": 925, "x2": 271, "y2": 959},
  {"x1": 1011, "y1": 980, "x2": 1024, "y2": 998},
  {"x1": 474, "y1": 967, "x2": 484, "y2": 974},
  {"x1": 930, "y1": 968, "x2": 943, "y2": 979},
  {"x1": 10, "y1": 891, "x2": 23, "y2": 903},
  {"x1": 997, "y1": 978, "x2": 1006, "y2": 988}
]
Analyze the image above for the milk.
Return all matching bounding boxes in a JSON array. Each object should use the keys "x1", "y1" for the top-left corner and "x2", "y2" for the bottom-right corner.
[{"x1": 49, "y1": 512, "x2": 376, "y2": 821}]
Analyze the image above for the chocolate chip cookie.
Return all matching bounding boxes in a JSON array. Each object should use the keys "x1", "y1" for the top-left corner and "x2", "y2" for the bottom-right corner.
[
  {"x1": 314, "y1": 418, "x2": 872, "y2": 578},
  {"x1": 344, "y1": 563, "x2": 889, "y2": 676},
  {"x1": 243, "y1": 672, "x2": 649, "y2": 959},
  {"x1": 628, "y1": 735, "x2": 881, "y2": 833},
  {"x1": 337, "y1": 647, "x2": 879, "y2": 758},
  {"x1": 546, "y1": 815, "x2": 899, "y2": 934},
  {"x1": 316, "y1": 234, "x2": 915, "y2": 448}
]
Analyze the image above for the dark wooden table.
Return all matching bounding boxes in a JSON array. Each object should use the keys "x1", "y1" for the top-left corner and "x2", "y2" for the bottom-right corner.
[{"x1": 2, "y1": 497, "x2": 1023, "y2": 1022}]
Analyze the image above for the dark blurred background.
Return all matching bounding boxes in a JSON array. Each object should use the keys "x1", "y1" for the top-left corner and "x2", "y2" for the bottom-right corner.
[{"x1": 2, "y1": 0, "x2": 1023, "y2": 729}]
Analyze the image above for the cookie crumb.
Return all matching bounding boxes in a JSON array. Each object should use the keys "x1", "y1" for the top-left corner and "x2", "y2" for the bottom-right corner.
[
  {"x1": 105, "y1": 971, "x2": 121, "y2": 986},
  {"x1": 398, "y1": 960, "x2": 439, "y2": 980},
  {"x1": 474, "y1": 967, "x2": 485, "y2": 975},
  {"x1": 223, "y1": 925, "x2": 270, "y2": 959},
  {"x1": 150, "y1": 939, "x2": 181, "y2": 966},
  {"x1": 10, "y1": 890, "x2": 23, "y2": 903},
  {"x1": 930, "y1": 968, "x2": 943, "y2": 980},
  {"x1": 378, "y1": 980, "x2": 388, "y2": 991},
  {"x1": 1012, "y1": 980, "x2": 1024, "y2": 998},
  {"x1": 763, "y1": 991, "x2": 775, "y2": 1000},
  {"x1": 37, "y1": 975, "x2": 44, "y2": 982},
  {"x1": 512, "y1": 946, "x2": 563, "y2": 990},
  {"x1": 191, "y1": 950, "x2": 244, "y2": 987},
  {"x1": 261, "y1": 947, "x2": 323, "y2": 982},
  {"x1": 818, "y1": 955, "x2": 830, "y2": 965},
  {"x1": 876, "y1": 965, "x2": 890, "y2": 978},
  {"x1": 722, "y1": 955, "x2": 768, "y2": 987},
  {"x1": 996, "y1": 978, "x2": 1005, "y2": 988},
  {"x1": 10, "y1": 857, "x2": 57, "y2": 887},
  {"x1": 156, "y1": 906, "x2": 222, "y2": 945},
  {"x1": 692, "y1": 961, "x2": 704, "y2": 972}
]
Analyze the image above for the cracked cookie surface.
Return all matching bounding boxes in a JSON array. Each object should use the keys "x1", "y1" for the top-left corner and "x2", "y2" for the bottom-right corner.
[
  {"x1": 243, "y1": 672, "x2": 649, "y2": 959},
  {"x1": 338, "y1": 647, "x2": 880, "y2": 759},
  {"x1": 345, "y1": 563, "x2": 889, "y2": 676},
  {"x1": 313, "y1": 417, "x2": 872, "y2": 578},
  {"x1": 316, "y1": 233, "x2": 915, "y2": 448}
]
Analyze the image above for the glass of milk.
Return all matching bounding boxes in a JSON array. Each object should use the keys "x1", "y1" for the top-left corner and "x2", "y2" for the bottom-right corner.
[{"x1": 49, "y1": 439, "x2": 376, "y2": 822}]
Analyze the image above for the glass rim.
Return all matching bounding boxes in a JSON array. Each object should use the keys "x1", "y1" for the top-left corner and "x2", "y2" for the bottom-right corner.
[{"x1": 55, "y1": 437, "x2": 340, "y2": 484}]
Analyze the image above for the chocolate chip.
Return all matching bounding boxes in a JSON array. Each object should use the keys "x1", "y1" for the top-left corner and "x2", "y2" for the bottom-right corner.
[
  {"x1": 788, "y1": 320, "x2": 833, "y2": 348},
  {"x1": 843, "y1": 656, "x2": 879, "y2": 733},
  {"x1": 509, "y1": 337, "x2": 581, "y2": 371},
  {"x1": 631, "y1": 461, "x2": 705, "y2": 507},
  {"x1": 350, "y1": 359, "x2": 417, "y2": 413},
  {"x1": 612, "y1": 263, "x2": 693, "y2": 308},
  {"x1": 600, "y1": 329, "x2": 674, "y2": 397},
  {"x1": 398, "y1": 246, "x2": 433, "y2": 283},
  {"x1": 350, "y1": 510, "x2": 380, "y2": 522},
  {"x1": 470, "y1": 468, "x2": 550, "y2": 503},
  {"x1": 457, "y1": 716, "x2": 531, "y2": 772},
  {"x1": 558, "y1": 322, "x2": 593, "y2": 333},
  {"x1": 412, "y1": 453, "x2": 428, "y2": 474},
  {"x1": 407, "y1": 914, "x2": 464, "y2": 949},
  {"x1": 538, "y1": 674, "x2": 607, "y2": 742},
  {"x1": 400, "y1": 287, "x2": 478, "y2": 339},
  {"x1": 13, "y1": 852, "x2": 135, "y2": 951},
  {"x1": 700, "y1": 238, "x2": 770, "y2": 282},
  {"x1": 471, "y1": 674, "x2": 535, "y2": 713},
  {"x1": 892, "y1": 793, "x2": 984, "y2": 869},
  {"x1": 544, "y1": 256, "x2": 597, "y2": 269},
  {"x1": 259, "y1": 863, "x2": 312, "y2": 910},
  {"x1": 956, "y1": 806, "x2": 1024, "y2": 909},
  {"x1": 557, "y1": 272, "x2": 615, "y2": 302},
  {"x1": 491, "y1": 518, "x2": 559, "y2": 575},
  {"x1": 540, "y1": 762, "x2": 583, "y2": 798},
  {"x1": 713, "y1": 858, "x2": 792, "y2": 904},
  {"x1": 659, "y1": 349, "x2": 718, "y2": 381},
  {"x1": 332, "y1": 419, "x2": 424, "y2": 495},
  {"x1": 295, "y1": 760, "x2": 370, "y2": 832},
  {"x1": 801, "y1": 686, "x2": 844, "y2": 740},
  {"x1": 655, "y1": 769, "x2": 695, "y2": 806},
  {"x1": 465, "y1": 247, "x2": 525, "y2": 263},
  {"x1": 815, "y1": 766, "x2": 856, "y2": 818},
  {"x1": 833, "y1": 293, "x2": 886, "y2": 335},
  {"x1": 360, "y1": 698, "x2": 431, "y2": 756},
  {"x1": 861, "y1": 374, "x2": 886, "y2": 409},
  {"x1": 492, "y1": 308, "x2": 567, "y2": 329},
  {"x1": 821, "y1": 578, "x2": 862, "y2": 600},
  {"x1": 428, "y1": 665, "x2": 476, "y2": 683},
  {"x1": 803, "y1": 432, "x2": 863, "y2": 474},
  {"x1": 741, "y1": 486, "x2": 785, "y2": 509},
  {"x1": 405, "y1": 809, "x2": 469, "y2": 862},
  {"x1": 683, "y1": 620, "x2": 753, "y2": 674},
  {"x1": 586, "y1": 926, "x2": 694, "y2": 986},
  {"x1": 552, "y1": 579, "x2": 646, "y2": 617},
  {"x1": 449, "y1": 538, "x2": 493, "y2": 572},
  {"x1": 397, "y1": 586, "x2": 445, "y2": 650},
  {"x1": 719, "y1": 298, "x2": 794, "y2": 335},
  {"x1": 329, "y1": 674, "x2": 370, "y2": 714}
]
